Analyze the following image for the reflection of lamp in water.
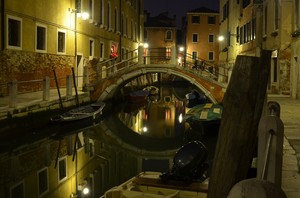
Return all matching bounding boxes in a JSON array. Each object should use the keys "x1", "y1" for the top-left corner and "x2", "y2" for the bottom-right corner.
[{"x1": 178, "y1": 113, "x2": 183, "y2": 123}]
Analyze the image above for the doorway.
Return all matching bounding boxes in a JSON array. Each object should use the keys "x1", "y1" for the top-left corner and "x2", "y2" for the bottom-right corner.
[{"x1": 268, "y1": 50, "x2": 279, "y2": 94}]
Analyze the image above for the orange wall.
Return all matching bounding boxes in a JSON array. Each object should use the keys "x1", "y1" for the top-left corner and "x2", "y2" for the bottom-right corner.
[{"x1": 186, "y1": 13, "x2": 220, "y2": 64}]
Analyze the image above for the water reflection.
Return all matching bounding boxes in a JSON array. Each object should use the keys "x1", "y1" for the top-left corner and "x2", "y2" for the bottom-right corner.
[
  {"x1": 116, "y1": 85, "x2": 203, "y2": 138},
  {"x1": 0, "y1": 76, "x2": 220, "y2": 198}
]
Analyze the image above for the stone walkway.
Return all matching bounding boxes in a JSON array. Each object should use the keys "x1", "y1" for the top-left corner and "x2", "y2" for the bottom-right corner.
[{"x1": 269, "y1": 96, "x2": 300, "y2": 198}]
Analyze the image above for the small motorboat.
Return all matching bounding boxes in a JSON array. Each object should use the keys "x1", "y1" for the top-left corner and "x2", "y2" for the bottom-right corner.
[
  {"x1": 160, "y1": 141, "x2": 209, "y2": 183},
  {"x1": 50, "y1": 102, "x2": 105, "y2": 123}
]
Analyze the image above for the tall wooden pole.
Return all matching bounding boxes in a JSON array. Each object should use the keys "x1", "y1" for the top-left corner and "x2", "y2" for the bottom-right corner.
[{"x1": 208, "y1": 51, "x2": 271, "y2": 198}]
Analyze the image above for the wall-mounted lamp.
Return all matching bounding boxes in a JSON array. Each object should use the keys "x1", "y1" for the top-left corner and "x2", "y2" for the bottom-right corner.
[
  {"x1": 218, "y1": 33, "x2": 239, "y2": 42},
  {"x1": 78, "y1": 12, "x2": 89, "y2": 20},
  {"x1": 68, "y1": 8, "x2": 89, "y2": 20},
  {"x1": 143, "y1": 43, "x2": 149, "y2": 48}
]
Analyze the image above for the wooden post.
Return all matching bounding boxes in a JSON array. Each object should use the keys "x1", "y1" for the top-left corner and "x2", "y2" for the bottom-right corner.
[
  {"x1": 43, "y1": 76, "x2": 50, "y2": 101},
  {"x1": 9, "y1": 80, "x2": 17, "y2": 108},
  {"x1": 208, "y1": 51, "x2": 271, "y2": 198},
  {"x1": 66, "y1": 75, "x2": 73, "y2": 98},
  {"x1": 257, "y1": 101, "x2": 284, "y2": 187}
]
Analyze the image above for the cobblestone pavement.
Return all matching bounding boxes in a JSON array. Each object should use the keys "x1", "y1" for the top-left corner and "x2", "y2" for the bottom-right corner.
[{"x1": 268, "y1": 96, "x2": 300, "y2": 198}]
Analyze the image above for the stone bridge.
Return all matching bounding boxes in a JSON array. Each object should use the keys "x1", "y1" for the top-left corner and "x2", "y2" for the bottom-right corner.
[{"x1": 89, "y1": 63, "x2": 226, "y2": 104}]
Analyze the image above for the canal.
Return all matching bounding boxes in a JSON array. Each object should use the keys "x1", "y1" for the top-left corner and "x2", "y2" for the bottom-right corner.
[{"x1": 0, "y1": 74, "x2": 219, "y2": 198}]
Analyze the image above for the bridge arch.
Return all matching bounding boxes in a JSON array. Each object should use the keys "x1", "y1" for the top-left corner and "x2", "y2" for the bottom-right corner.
[{"x1": 95, "y1": 65, "x2": 225, "y2": 104}]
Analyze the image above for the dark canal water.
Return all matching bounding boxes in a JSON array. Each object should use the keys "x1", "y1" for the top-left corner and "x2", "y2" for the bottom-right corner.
[{"x1": 0, "y1": 74, "x2": 219, "y2": 197}]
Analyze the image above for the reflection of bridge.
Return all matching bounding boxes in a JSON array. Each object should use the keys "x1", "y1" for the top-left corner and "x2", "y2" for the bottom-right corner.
[{"x1": 88, "y1": 46, "x2": 227, "y2": 104}]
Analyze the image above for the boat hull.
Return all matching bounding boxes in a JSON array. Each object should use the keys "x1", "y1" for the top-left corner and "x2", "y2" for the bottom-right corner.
[{"x1": 50, "y1": 102, "x2": 105, "y2": 123}]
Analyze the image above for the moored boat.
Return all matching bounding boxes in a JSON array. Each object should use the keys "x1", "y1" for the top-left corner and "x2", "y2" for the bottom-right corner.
[
  {"x1": 104, "y1": 141, "x2": 209, "y2": 198},
  {"x1": 184, "y1": 103, "x2": 222, "y2": 134},
  {"x1": 127, "y1": 89, "x2": 150, "y2": 103},
  {"x1": 185, "y1": 90, "x2": 206, "y2": 108},
  {"x1": 50, "y1": 102, "x2": 105, "y2": 123}
]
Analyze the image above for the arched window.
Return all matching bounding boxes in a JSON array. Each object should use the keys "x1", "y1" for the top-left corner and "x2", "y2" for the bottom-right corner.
[
  {"x1": 165, "y1": 30, "x2": 172, "y2": 40},
  {"x1": 107, "y1": 2, "x2": 111, "y2": 29},
  {"x1": 121, "y1": 12, "x2": 124, "y2": 34},
  {"x1": 99, "y1": 0, "x2": 104, "y2": 25},
  {"x1": 114, "y1": 8, "x2": 118, "y2": 32}
]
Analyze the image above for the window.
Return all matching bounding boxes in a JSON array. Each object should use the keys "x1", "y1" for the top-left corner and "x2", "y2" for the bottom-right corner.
[
  {"x1": 242, "y1": 0, "x2": 250, "y2": 8},
  {"x1": 274, "y1": 0, "x2": 279, "y2": 30},
  {"x1": 114, "y1": 8, "x2": 118, "y2": 32},
  {"x1": 264, "y1": 5, "x2": 268, "y2": 35},
  {"x1": 134, "y1": 22, "x2": 137, "y2": 40},
  {"x1": 36, "y1": 24, "x2": 47, "y2": 52},
  {"x1": 89, "y1": 39, "x2": 94, "y2": 57},
  {"x1": 295, "y1": 0, "x2": 300, "y2": 29},
  {"x1": 100, "y1": 0, "x2": 104, "y2": 25},
  {"x1": 89, "y1": 0, "x2": 94, "y2": 20},
  {"x1": 126, "y1": 16, "x2": 128, "y2": 36},
  {"x1": 209, "y1": 34, "x2": 214, "y2": 43},
  {"x1": 38, "y1": 168, "x2": 49, "y2": 196},
  {"x1": 240, "y1": 27, "x2": 244, "y2": 43},
  {"x1": 166, "y1": 47, "x2": 171, "y2": 59},
  {"x1": 58, "y1": 157, "x2": 67, "y2": 182},
  {"x1": 208, "y1": 16, "x2": 216, "y2": 24},
  {"x1": 7, "y1": 15, "x2": 22, "y2": 49},
  {"x1": 165, "y1": 30, "x2": 172, "y2": 40},
  {"x1": 192, "y1": 33, "x2": 198, "y2": 42},
  {"x1": 107, "y1": 2, "x2": 111, "y2": 29},
  {"x1": 222, "y1": 1, "x2": 229, "y2": 21},
  {"x1": 192, "y1": 51, "x2": 197, "y2": 59},
  {"x1": 236, "y1": 26, "x2": 240, "y2": 43},
  {"x1": 131, "y1": 20, "x2": 133, "y2": 39},
  {"x1": 208, "y1": 51, "x2": 214, "y2": 61},
  {"x1": 192, "y1": 15, "x2": 200, "y2": 23},
  {"x1": 57, "y1": 30, "x2": 66, "y2": 53},
  {"x1": 100, "y1": 42, "x2": 104, "y2": 60},
  {"x1": 10, "y1": 181, "x2": 24, "y2": 198},
  {"x1": 121, "y1": 12, "x2": 124, "y2": 34},
  {"x1": 247, "y1": 22, "x2": 251, "y2": 41}
]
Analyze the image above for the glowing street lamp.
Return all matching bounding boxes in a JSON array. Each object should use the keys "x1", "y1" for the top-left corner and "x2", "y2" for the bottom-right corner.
[
  {"x1": 218, "y1": 35, "x2": 225, "y2": 41},
  {"x1": 143, "y1": 43, "x2": 149, "y2": 49}
]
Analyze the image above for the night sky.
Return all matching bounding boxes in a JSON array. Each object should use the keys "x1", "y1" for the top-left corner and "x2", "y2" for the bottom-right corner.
[{"x1": 144, "y1": 0, "x2": 220, "y2": 27}]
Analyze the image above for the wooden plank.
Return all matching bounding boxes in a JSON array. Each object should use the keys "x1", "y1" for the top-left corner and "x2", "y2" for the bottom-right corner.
[
  {"x1": 133, "y1": 176, "x2": 209, "y2": 193},
  {"x1": 208, "y1": 51, "x2": 272, "y2": 198}
]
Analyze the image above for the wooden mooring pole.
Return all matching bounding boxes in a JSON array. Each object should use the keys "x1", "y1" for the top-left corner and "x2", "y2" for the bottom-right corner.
[{"x1": 208, "y1": 51, "x2": 272, "y2": 198}]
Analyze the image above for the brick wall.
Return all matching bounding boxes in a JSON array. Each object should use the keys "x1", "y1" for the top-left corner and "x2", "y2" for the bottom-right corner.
[{"x1": 0, "y1": 50, "x2": 74, "y2": 96}]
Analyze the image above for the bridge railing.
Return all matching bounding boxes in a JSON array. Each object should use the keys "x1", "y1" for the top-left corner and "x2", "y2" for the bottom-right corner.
[
  {"x1": 89, "y1": 48, "x2": 139, "y2": 85},
  {"x1": 87, "y1": 46, "x2": 228, "y2": 87}
]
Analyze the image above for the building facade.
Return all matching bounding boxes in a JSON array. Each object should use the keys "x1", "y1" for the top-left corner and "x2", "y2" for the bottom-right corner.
[
  {"x1": 219, "y1": 0, "x2": 294, "y2": 95},
  {"x1": 144, "y1": 12, "x2": 177, "y2": 64},
  {"x1": 185, "y1": 7, "x2": 220, "y2": 66},
  {"x1": 0, "y1": 0, "x2": 144, "y2": 95}
]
